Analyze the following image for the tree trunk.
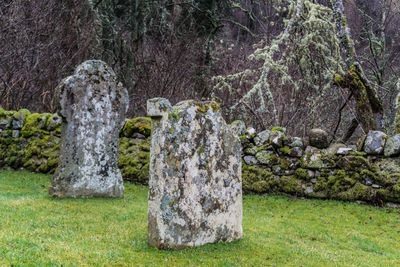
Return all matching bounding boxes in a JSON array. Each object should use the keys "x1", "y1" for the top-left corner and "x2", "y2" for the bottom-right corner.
[{"x1": 331, "y1": 0, "x2": 385, "y2": 133}]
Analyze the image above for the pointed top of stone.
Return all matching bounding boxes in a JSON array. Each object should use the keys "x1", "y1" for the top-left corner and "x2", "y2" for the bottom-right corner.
[
  {"x1": 147, "y1": 98, "x2": 172, "y2": 117},
  {"x1": 75, "y1": 60, "x2": 116, "y2": 77}
]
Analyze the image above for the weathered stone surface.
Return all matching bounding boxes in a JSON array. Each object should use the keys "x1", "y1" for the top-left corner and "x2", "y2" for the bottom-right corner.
[
  {"x1": 256, "y1": 150, "x2": 279, "y2": 166},
  {"x1": 230, "y1": 120, "x2": 246, "y2": 137},
  {"x1": 337, "y1": 147, "x2": 353, "y2": 155},
  {"x1": 309, "y1": 128, "x2": 329, "y2": 149},
  {"x1": 290, "y1": 137, "x2": 304, "y2": 148},
  {"x1": 326, "y1": 143, "x2": 346, "y2": 155},
  {"x1": 254, "y1": 130, "x2": 270, "y2": 146},
  {"x1": 301, "y1": 152, "x2": 325, "y2": 169},
  {"x1": 269, "y1": 129, "x2": 287, "y2": 148},
  {"x1": 304, "y1": 146, "x2": 318, "y2": 154},
  {"x1": 147, "y1": 98, "x2": 242, "y2": 250},
  {"x1": 47, "y1": 114, "x2": 62, "y2": 131},
  {"x1": 384, "y1": 134, "x2": 400, "y2": 157},
  {"x1": 245, "y1": 127, "x2": 256, "y2": 139},
  {"x1": 376, "y1": 158, "x2": 400, "y2": 173},
  {"x1": 244, "y1": 155, "x2": 258, "y2": 166},
  {"x1": 364, "y1": 131, "x2": 387, "y2": 155},
  {"x1": 12, "y1": 130, "x2": 20, "y2": 138},
  {"x1": 49, "y1": 60, "x2": 128, "y2": 198},
  {"x1": 288, "y1": 147, "x2": 303, "y2": 158},
  {"x1": 0, "y1": 118, "x2": 11, "y2": 129}
]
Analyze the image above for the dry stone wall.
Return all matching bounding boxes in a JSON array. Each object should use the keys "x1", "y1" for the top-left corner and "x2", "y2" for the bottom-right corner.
[{"x1": 1, "y1": 108, "x2": 400, "y2": 205}]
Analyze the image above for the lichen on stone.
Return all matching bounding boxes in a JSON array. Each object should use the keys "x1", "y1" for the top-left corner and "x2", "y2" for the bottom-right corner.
[{"x1": 147, "y1": 98, "x2": 242, "y2": 249}]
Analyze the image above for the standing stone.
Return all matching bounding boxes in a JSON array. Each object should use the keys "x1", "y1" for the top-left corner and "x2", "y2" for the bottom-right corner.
[
  {"x1": 147, "y1": 98, "x2": 242, "y2": 249},
  {"x1": 49, "y1": 60, "x2": 128, "y2": 198}
]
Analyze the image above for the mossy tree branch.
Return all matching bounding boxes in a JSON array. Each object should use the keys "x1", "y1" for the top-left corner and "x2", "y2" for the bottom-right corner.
[{"x1": 331, "y1": 0, "x2": 385, "y2": 133}]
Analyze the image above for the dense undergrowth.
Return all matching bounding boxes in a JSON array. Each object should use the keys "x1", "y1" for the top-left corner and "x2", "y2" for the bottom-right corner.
[{"x1": 0, "y1": 170, "x2": 399, "y2": 266}]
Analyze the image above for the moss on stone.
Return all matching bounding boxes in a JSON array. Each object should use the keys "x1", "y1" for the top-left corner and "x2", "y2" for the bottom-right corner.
[
  {"x1": 242, "y1": 163, "x2": 275, "y2": 193},
  {"x1": 122, "y1": 117, "x2": 151, "y2": 137},
  {"x1": 300, "y1": 153, "x2": 325, "y2": 169},
  {"x1": 118, "y1": 137, "x2": 150, "y2": 184},
  {"x1": 270, "y1": 126, "x2": 285, "y2": 133},
  {"x1": 338, "y1": 182, "x2": 375, "y2": 202},
  {"x1": 279, "y1": 158, "x2": 291, "y2": 170},
  {"x1": 279, "y1": 175, "x2": 302, "y2": 195},
  {"x1": 295, "y1": 168, "x2": 308, "y2": 180},
  {"x1": 255, "y1": 151, "x2": 279, "y2": 167},
  {"x1": 327, "y1": 170, "x2": 357, "y2": 195},
  {"x1": 13, "y1": 109, "x2": 31, "y2": 121},
  {"x1": 360, "y1": 169, "x2": 384, "y2": 185},
  {"x1": 336, "y1": 155, "x2": 370, "y2": 172},
  {"x1": 279, "y1": 146, "x2": 291, "y2": 155},
  {"x1": 385, "y1": 173, "x2": 400, "y2": 186},
  {"x1": 21, "y1": 113, "x2": 48, "y2": 138},
  {"x1": 244, "y1": 146, "x2": 259, "y2": 156}
]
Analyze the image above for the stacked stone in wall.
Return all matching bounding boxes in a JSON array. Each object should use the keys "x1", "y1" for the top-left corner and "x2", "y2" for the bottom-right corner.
[{"x1": 147, "y1": 98, "x2": 242, "y2": 249}]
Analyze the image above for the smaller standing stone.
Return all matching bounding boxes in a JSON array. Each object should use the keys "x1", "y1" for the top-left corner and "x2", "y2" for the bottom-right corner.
[
  {"x1": 49, "y1": 60, "x2": 128, "y2": 198},
  {"x1": 364, "y1": 131, "x2": 387, "y2": 155},
  {"x1": 309, "y1": 128, "x2": 329, "y2": 149},
  {"x1": 384, "y1": 134, "x2": 400, "y2": 157}
]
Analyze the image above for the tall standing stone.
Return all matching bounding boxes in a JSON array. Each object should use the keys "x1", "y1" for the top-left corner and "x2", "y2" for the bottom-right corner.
[
  {"x1": 49, "y1": 60, "x2": 129, "y2": 198},
  {"x1": 147, "y1": 98, "x2": 243, "y2": 249}
]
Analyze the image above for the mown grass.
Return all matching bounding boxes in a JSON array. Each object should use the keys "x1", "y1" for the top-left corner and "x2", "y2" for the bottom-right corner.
[{"x1": 0, "y1": 170, "x2": 399, "y2": 266}]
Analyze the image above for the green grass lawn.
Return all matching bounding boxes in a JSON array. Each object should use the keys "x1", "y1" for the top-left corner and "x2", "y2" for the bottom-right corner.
[{"x1": 0, "y1": 170, "x2": 399, "y2": 266}]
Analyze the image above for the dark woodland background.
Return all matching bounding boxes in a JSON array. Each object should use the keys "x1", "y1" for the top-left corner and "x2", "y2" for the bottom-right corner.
[{"x1": 1, "y1": 0, "x2": 399, "y2": 139}]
